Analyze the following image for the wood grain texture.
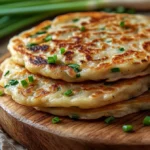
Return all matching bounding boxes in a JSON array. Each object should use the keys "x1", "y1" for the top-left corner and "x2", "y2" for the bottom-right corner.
[{"x1": 0, "y1": 53, "x2": 150, "y2": 150}]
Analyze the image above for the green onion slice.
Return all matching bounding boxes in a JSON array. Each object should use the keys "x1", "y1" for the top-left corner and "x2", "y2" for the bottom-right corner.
[
  {"x1": 9, "y1": 80, "x2": 19, "y2": 86},
  {"x1": 111, "y1": 67, "x2": 120, "y2": 73},
  {"x1": 4, "y1": 70, "x2": 10, "y2": 76},
  {"x1": 120, "y1": 21, "x2": 125, "y2": 27},
  {"x1": 47, "y1": 55, "x2": 57, "y2": 64},
  {"x1": 70, "y1": 114, "x2": 79, "y2": 120},
  {"x1": 28, "y1": 75, "x2": 34, "y2": 83},
  {"x1": 143, "y1": 116, "x2": 150, "y2": 126},
  {"x1": 64, "y1": 89, "x2": 73, "y2": 96},
  {"x1": 105, "y1": 116, "x2": 115, "y2": 124},
  {"x1": 60, "y1": 47, "x2": 65, "y2": 54},
  {"x1": 68, "y1": 64, "x2": 80, "y2": 73},
  {"x1": 21, "y1": 80, "x2": 28, "y2": 88},
  {"x1": 52, "y1": 117, "x2": 60, "y2": 124},
  {"x1": 0, "y1": 91, "x2": 4, "y2": 96},
  {"x1": 72, "y1": 18, "x2": 79, "y2": 22},
  {"x1": 119, "y1": 47, "x2": 125, "y2": 52},
  {"x1": 44, "y1": 35, "x2": 52, "y2": 42},
  {"x1": 80, "y1": 26, "x2": 85, "y2": 32},
  {"x1": 122, "y1": 125, "x2": 133, "y2": 132}
]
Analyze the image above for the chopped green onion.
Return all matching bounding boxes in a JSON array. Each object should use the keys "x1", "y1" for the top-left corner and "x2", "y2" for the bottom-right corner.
[
  {"x1": 105, "y1": 116, "x2": 115, "y2": 124},
  {"x1": 4, "y1": 70, "x2": 9, "y2": 76},
  {"x1": 80, "y1": 26, "x2": 85, "y2": 32},
  {"x1": 111, "y1": 67, "x2": 120, "y2": 73},
  {"x1": 60, "y1": 47, "x2": 65, "y2": 54},
  {"x1": 27, "y1": 43, "x2": 37, "y2": 48},
  {"x1": 120, "y1": 21, "x2": 125, "y2": 27},
  {"x1": 70, "y1": 114, "x2": 79, "y2": 120},
  {"x1": 64, "y1": 89, "x2": 73, "y2": 96},
  {"x1": 72, "y1": 18, "x2": 79, "y2": 22},
  {"x1": 47, "y1": 55, "x2": 57, "y2": 64},
  {"x1": 21, "y1": 80, "x2": 28, "y2": 88},
  {"x1": 143, "y1": 116, "x2": 150, "y2": 126},
  {"x1": 31, "y1": 31, "x2": 46, "y2": 37},
  {"x1": 4, "y1": 84, "x2": 9, "y2": 88},
  {"x1": 28, "y1": 75, "x2": 34, "y2": 83},
  {"x1": 44, "y1": 35, "x2": 52, "y2": 42},
  {"x1": 52, "y1": 117, "x2": 61, "y2": 124},
  {"x1": 43, "y1": 25, "x2": 51, "y2": 30},
  {"x1": 76, "y1": 73, "x2": 80, "y2": 78},
  {"x1": 9, "y1": 79, "x2": 19, "y2": 86},
  {"x1": 68, "y1": 64, "x2": 80, "y2": 73},
  {"x1": 119, "y1": 47, "x2": 125, "y2": 52},
  {"x1": 0, "y1": 91, "x2": 4, "y2": 96},
  {"x1": 36, "y1": 31, "x2": 47, "y2": 34},
  {"x1": 122, "y1": 125, "x2": 133, "y2": 132}
]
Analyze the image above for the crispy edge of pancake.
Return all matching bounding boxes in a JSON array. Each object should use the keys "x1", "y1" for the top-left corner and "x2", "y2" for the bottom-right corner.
[
  {"x1": 35, "y1": 91, "x2": 150, "y2": 119},
  {"x1": 8, "y1": 12, "x2": 150, "y2": 82}
]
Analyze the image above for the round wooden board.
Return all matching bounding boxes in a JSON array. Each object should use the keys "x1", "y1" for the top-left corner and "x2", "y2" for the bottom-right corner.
[{"x1": 0, "y1": 54, "x2": 150, "y2": 150}]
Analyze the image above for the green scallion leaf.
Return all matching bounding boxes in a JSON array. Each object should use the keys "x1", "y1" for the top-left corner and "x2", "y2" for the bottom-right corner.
[
  {"x1": 122, "y1": 125, "x2": 133, "y2": 132},
  {"x1": 27, "y1": 43, "x2": 37, "y2": 48},
  {"x1": 44, "y1": 35, "x2": 52, "y2": 42},
  {"x1": 47, "y1": 55, "x2": 57, "y2": 64},
  {"x1": 143, "y1": 116, "x2": 150, "y2": 126},
  {"x1": 52, "y1": 117, "x2": 60, "y2": 124},
  {"x1": 76, "y1": 73, "x2": 80, "y2": 78},
  {"x1": 80, "y1": 26, "x2": 85, "y2": 32},
  {"x1": 72, "y1": 18, "x2": 79, "y2": 22},
  {"x1": 4, "y1": 84, "x2": 9, "y2": 88},
  {"x1": 68, "y1": 64, "x2": 80, "y2": 73},
  {"x1": 0, "y1": 91, "x2": 4, "y2": 96},
  {"x1": 28, "y1": 75, "x2": 34, "y2": 83},
  {"x1": 64, "y1": 89, "x2": 73, "y2": 96},
  {"x1": 43, "y1": 25, "x2": 51, "y2": 30},
  {"x1": 111, "y1": 67, "x2": 120, "y2": 73},
  {"x1": 36, "y1": 31, "x2": 47, "y2": 35},
  {"x1": 105, "y1": 116, "x2": 115, "y2": 124},
  {"x1": 4, "y1": 70, "x2": 9, "y2": 76},
  {"x1": 21, "y1": 80, "x2": 28, "y2": 88},
  {"x1": 60, "y1": 47, "x2": 65, "y2": 54},
  {"x1": 9, "y1": 80, "x2": 19, "y2": 86},
  {"x1": 120, "y1": 21, "x2": 125, "y2": 27},
  {"x1": 70, "y1": 114, "x2": 79, "y2": 120},
  {"x1": 119, "y1": 47, "x2": 125, "y2": 52}
]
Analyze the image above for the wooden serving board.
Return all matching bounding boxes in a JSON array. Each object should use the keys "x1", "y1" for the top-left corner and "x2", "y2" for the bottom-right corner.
[{"x1": 0, "y1": 53, "x2": 150, "y2": 150}]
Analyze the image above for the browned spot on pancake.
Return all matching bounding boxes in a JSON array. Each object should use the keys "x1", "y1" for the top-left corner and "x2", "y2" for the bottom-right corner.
[
  {"x1": 64, "y1": 51, "x2": 74, "y2": 62},
  {"x1": 30, "y1": 56, "x2": 47, "y2": 65},
  {"x1": 28, "y1": 45, "x2": 49, "y2": 52},
  {"x1": 121, "y1": 36, "x2": 134, "y2": 42},
  {"x1": 143, "y1": 41, "x2": 150, "y2": 52},
  {"x1": 35, "y1": 89, "x2": 50, "y2": 98}
]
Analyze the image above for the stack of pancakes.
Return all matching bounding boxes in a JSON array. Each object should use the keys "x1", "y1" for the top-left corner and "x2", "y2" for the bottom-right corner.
[{"x1": 0, "y1": 12, "x2": 150, "y2": 119}]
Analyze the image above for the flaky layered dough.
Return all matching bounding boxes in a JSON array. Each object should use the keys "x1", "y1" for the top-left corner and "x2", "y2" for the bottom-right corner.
[
  {"x1": 36, "y1": 91, "x2": 150, "y2": 119},
  {"x1": 8, "y1": 12, "x2": 150, "y2": 82},
  {"x1": 0, "y1": 58, "x2": 150, "y2": 109}
]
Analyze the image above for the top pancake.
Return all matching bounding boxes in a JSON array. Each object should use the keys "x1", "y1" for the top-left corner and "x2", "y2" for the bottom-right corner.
[{"x1": 8, "y1": 12, "x2": 150, "y2": 82}]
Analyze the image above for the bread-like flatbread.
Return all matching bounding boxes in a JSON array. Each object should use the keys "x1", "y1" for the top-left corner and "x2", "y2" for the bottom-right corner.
[
  {"x1": 0, "y1": 58, "x2": 150, "y2": 109},
  {"x1": 36, "y1": 91, "x2": 150, "y2": 119},
  {"x1": 8, "y1": 12, "x2": 150, "y2": 82}
]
